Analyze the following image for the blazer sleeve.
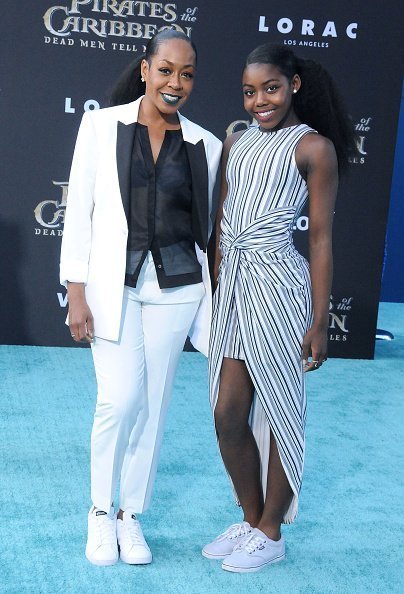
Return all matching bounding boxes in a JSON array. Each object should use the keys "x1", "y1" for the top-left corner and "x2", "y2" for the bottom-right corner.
[{"x1": 60, "y1": 111, "x2": 98, "y2": 287}]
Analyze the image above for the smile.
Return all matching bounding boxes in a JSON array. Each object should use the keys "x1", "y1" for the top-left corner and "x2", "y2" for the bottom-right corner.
[
  {"x1": 161, "y1": 93, "x2": 182, "y2": 105},
  {"x1": 255, "y1": 109, "x2": 274, "y2": 119}
]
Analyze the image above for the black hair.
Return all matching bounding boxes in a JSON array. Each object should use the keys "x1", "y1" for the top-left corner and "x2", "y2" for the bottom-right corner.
[
  {"x1": 245, "y1": 43, "x2": 358, "y2": 171},
  {"x1": 109, "y1": 29, "x2": 197, "y2": 107}
]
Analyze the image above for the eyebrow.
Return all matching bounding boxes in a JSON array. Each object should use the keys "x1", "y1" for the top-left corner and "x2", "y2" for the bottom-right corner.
[
  {"x1": 158, "y1": 59, "x2": 195, "y2": 68},
  {"x1": 242, "y1": 78, "x2": 279, "y2": 87}
]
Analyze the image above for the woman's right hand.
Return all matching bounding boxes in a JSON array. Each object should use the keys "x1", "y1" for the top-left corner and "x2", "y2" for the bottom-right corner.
[{"x1": 67, "y1": 282, "x2": 94, "y2": 342}]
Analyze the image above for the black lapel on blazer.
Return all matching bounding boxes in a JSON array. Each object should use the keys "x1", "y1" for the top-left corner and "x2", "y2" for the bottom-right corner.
[
  {"x1": 185, "y1": 140, "x2": 209, "y2": 252},
  {"x1": 116, "y1": 121, "x2": 137, "y2": 222}
]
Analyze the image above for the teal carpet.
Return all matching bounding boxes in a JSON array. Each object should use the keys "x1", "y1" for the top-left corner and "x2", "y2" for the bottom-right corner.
[{"x1": 1, "y1": 303, "x2": 403, "y2": 593}]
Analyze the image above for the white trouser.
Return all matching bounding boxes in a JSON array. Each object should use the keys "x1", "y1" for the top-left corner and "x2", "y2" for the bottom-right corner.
[{"x1": 90, "y1": 253, "x2": 204, "y2": 513}]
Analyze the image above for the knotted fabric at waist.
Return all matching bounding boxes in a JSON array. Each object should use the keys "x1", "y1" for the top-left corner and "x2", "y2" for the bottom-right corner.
[{"x1": 220, "y1": 207, "x2": 301, "y2": 263}]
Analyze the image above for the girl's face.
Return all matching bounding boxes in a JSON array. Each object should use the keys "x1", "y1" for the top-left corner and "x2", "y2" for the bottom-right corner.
[
  {"x1": 242, "y1": 63, "x2": 301, "y2": 131},
  {"x1": 141, "y1": 39, "x2": 196, "y2": 116}
]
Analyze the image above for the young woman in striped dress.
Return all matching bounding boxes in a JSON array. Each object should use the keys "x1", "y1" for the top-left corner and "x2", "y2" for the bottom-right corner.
[{"x1": 203, "y1": 44, "x2": 357, "y2": 572}]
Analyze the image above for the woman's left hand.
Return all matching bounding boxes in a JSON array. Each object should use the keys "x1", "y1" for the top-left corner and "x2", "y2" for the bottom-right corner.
[{"x1": 302, "y1": 326, "x2": 328, "y2": 372}]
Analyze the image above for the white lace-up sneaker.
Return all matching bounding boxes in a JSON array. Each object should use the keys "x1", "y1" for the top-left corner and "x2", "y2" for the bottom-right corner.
[
  {"x1": 202, "y1": 521, "x2": 252, "y2": 560},
  {"x1": 222, "y1": 527, "x2": 285, "y2": 573},
  {"x1": 117, "y1": 510, "x2": 152, "y2": 565},
  {"x1": 85, "y1": 506, "x2": 118, "y2": 566}
]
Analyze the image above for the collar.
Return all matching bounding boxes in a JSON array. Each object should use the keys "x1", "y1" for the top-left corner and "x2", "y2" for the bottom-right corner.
[{"x1": 116, "y1": 96, "x2": 202, "y2": 145}]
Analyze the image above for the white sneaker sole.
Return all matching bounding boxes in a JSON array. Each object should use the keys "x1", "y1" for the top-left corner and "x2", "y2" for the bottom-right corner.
[
  {"x1": 222, "y1": 552, "x2": 285, "y2": 573},
  {"x1": 202, "y1": 548, "x2": 230, "y2": 560},
  {"x1": 119, "y1": 551, "x2": 152, "y2": 565},
  {"x1": 85, "y1": 550, "x2": 118, "y2": 566}
]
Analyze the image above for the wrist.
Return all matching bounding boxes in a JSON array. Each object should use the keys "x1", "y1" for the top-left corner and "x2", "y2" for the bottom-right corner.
[
  {"x1": 311, "y1": 320, "x2": 328, "y2": 332},
  {"x1": 67, "y1": 282, "x2": 86, "y2": 300}
]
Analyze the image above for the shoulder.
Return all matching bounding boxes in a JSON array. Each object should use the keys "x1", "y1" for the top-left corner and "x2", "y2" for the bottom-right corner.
[
  {"x1": 224, "y1": 129, "x2": 245, "y2": 148},
  {"x1": 296, "y1": 131, "x2": 337, "y2": 176},
  {"x1": 222, "y1": 129, "x2": 247, "y2": 159},
  {"x1": 297, "y1": 132, "x2": 336, "y2": 163},
  {"x1": 179, "y1": 114, "x2": 222, "y2": 149},
  {"x1": 85, "y1": 99, "x2": 140, "y2": 126}
]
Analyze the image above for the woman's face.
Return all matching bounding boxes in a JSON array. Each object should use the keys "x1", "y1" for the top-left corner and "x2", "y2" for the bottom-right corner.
[
  {"x1": 141, "y1": 39, "x2": 196, "y2": 115},
  {"x1": 242, "y1": 63, "x2": 300, "y2": 131}
]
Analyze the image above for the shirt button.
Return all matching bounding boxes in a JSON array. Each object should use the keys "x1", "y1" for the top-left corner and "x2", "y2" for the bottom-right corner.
[{"x1": 157, "y1": 264, "x2": 162, "y2": 269}]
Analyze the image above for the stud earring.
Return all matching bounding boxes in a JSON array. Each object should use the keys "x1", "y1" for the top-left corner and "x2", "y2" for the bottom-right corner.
[
  {"x1": 293, "y1": 89, "x2": 297, "y2": 94},
  {"x1": 141, "y1": 77, "x2": 145, "y2": 83}
]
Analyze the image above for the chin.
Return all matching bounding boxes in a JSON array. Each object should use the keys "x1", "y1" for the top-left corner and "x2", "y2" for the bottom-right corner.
[
  {"x1": 160, "y1": 98, "x2": 184, "y2": 111},
  {"x1": 262, "y1": 118, "x2": 284, "y2": 130}
]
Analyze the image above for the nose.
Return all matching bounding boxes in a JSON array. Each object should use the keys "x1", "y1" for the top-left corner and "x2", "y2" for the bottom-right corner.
[
  {"x1": 255, "y1": 90, "x2": 269, "y2": 106},
  {"x1": 168, "y1": 73, "x2": 182, "y2": 90}
]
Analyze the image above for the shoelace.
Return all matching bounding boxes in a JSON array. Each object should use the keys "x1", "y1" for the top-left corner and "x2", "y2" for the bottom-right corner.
[
  {"x1": 235, "y1": 532, "x2": 266, "y2": 553},
  {"x1": 125, "y1": 520, "x2": 145, "y2": 546},
  {"x1": 96, "y1": 515, "x2": 116, "y2": 545},
  {"x1": 218, "y1": 522, "x2": 250, "y2": 542}
]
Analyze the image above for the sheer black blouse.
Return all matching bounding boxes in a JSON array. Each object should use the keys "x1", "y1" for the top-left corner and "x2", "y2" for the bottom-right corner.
[{"x1": 125, "y1": 123, "x2": 202, "y2": 289}]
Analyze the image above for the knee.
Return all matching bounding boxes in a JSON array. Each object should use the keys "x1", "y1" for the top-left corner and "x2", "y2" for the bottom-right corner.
[
  {"x1": 95, "y1": 387, "x2": 144, "y2": 427},
  {"x1": 214, "y1": 401, "x2": 248, "y2": 441}
]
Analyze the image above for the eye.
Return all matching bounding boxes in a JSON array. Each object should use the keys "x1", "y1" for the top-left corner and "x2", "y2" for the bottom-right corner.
[
  {"x1": 181, "y1": 72, "x2": 194, "y2": 79},
  {"x1": 266, "y1": 85, "x2": 278, "y2": 93},
  {"x1": 158, "y1": 68, "x2": 171, "y2": 75},
  {"x1": 243, "y1": 89, "x2": 255, "y2": 97}
]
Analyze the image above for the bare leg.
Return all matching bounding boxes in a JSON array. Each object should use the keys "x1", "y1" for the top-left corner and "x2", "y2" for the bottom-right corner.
[
  {"x1": 214, "y1": 358, "x2": 263, "y2": 527},
  {"x1": 258, "y1": 431, "x2": 293, "y2": 540}
]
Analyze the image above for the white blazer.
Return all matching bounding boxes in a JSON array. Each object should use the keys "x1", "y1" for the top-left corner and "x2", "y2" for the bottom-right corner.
[{"x1": 60, "y1": 97, "x2": 222, "y2": 355}]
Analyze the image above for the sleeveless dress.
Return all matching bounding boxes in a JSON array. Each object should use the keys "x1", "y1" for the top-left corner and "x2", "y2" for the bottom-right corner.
[{"x1": 209, "y1": 124, "x2": 315, "y2": 523}]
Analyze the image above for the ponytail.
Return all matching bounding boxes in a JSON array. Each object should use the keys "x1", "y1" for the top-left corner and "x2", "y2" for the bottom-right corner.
[
  {"x1": 109, "y1": 56, "x2": 146, "y2": 106},
  {"x1": 245, "y1": 44, "x2": 358, "y2": 172},
  {"x1": 109, "y1": 28, "x2": 197, "y2": 107},
  {"x1": 294, "y1": 58, "x2": 357, "y2": 172}
]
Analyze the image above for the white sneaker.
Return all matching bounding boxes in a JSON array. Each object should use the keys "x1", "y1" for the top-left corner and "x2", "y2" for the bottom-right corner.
[
  {"x1": 85, "y1": 506, "x2": 118, "y2": 566},
  {"x1": 202, "y1": 521, "x2": 252, "y2": 560},
  {"x1": 117, "y1": 510, "x2": 152, "y2": 565},
  {"x1": 222, "y1": 528, "x2": 285, "y2": 573}
]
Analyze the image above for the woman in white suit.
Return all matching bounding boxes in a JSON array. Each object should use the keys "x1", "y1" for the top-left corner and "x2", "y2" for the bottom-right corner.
[{"x1": 60, "y1": 29, "x2": 222, "y2": 567}]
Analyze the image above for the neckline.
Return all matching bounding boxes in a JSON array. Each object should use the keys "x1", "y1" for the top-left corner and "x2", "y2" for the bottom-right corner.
[
  {"x1": 137, "y1": 121, "x2": 183, "y2": 167},
  {"x1": 137, "y1": 122, "x2": 182, "y2": 133},
  {"x1": 257, "y1": 123, "x2": 303, "y2": 135}
]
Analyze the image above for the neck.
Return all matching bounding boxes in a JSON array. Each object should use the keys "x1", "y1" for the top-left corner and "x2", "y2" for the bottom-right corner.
[
  {"x1": 261, "y1": 106, "x2": 300, "y2": 133},
  {"x1": 138, "y1": 95, "x2": 179, "y2": 128}
]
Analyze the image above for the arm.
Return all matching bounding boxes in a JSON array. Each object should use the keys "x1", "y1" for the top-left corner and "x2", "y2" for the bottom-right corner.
[
  {"x1": 296, "y1": 134, "x2": 338, "y2": 371},
  {"x1": 213, "y1": 131, "x2": 244, "y2": 286},
  {"x1": 60, "y1": 111, "x2": 98, "y2": 342}
]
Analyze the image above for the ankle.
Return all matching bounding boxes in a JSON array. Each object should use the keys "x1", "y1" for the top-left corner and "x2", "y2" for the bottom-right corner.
[
  {"x1": 243, "y1": 515, "x2": 261, "y2": 528},
  {"x1": 257, "y1": 523, "x2": 281, "y2": 541},
  {"x1": 117, "y1": 509, "x2": 124, "y2": 521}
]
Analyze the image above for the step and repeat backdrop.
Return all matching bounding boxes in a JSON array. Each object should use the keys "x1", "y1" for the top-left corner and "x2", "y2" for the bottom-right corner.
[{"x1": 1, "y1": 1, "x2": 403, "y2": 358}]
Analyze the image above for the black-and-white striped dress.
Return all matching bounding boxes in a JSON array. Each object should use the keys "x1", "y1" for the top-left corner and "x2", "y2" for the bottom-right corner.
[{"x1": 209, "y1": 124, "x2": 315, "y2": 523}]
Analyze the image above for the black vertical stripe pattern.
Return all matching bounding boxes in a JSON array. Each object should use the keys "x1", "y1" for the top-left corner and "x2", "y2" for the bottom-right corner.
[{"x1": 209, "y1": 125, "x2": 316, "y2": 523}]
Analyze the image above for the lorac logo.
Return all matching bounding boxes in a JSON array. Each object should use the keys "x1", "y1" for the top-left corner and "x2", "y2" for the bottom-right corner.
[
  {"x1": 258, "y1": 15, "x2": 358, "y2": 49},
  {"x1": 43, "y1": 1, "x2": 199, "y2": 52},
  {"x1": 34, "y1": 181, "x2": 68, "y2": 237}
]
